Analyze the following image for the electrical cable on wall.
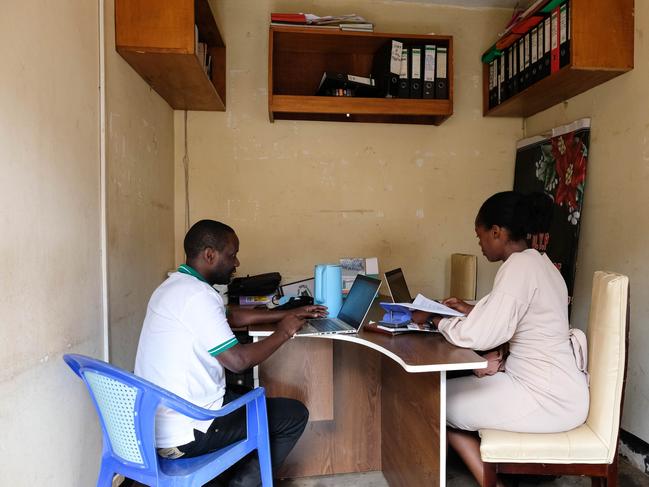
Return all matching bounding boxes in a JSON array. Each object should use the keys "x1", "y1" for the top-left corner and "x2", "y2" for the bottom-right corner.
[{"x1": 183, "y1": 110, "x2": 191, "y2": 232}]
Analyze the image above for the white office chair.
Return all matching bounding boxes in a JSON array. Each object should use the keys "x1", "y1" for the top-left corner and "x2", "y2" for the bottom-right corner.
[{"x1": 479, "y1": 271, "x2": 630, "y2": 487}]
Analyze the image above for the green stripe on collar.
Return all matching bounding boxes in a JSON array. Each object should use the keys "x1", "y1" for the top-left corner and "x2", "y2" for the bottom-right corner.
[{"x1": 177, "y1": 264, "x2": 208, "y2": 283}]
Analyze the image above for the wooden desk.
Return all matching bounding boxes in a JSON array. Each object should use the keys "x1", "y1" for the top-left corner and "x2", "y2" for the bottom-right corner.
[{"x1": 249, "y1": 302, "x2": 486, "y2": 487}]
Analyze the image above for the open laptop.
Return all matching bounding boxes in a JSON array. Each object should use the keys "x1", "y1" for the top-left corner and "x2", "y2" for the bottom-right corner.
[
  {"x1": 384, "y1": 268, "x2": 413, "y2": 303},
  {"x1": 296, "y1": 274, "x2": 381, "y2": 336}
]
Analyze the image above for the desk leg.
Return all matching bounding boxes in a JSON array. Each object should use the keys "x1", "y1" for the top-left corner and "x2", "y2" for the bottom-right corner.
[
  {"x1": 252, "y1": 336, "x2": 259, "y2": 388},
  {"x1": 440, "y1": 371, "x2": 446, "y2": 487},
  {"x1": 381, "y1": 356, "x2": 443, "y2": 487}
]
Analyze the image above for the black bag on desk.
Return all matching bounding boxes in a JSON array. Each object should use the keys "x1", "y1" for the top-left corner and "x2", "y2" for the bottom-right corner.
[{"x1": 228, "y1": 272, "x2": 281, "y2": 299}]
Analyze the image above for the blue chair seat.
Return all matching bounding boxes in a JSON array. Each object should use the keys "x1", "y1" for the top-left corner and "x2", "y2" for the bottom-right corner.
[
  {"x1": 158, "y1": 438, "x2": 248, "y2": 477},
  {"x1": 64, "y1": 353, "x2": 273, "y2": 487}
]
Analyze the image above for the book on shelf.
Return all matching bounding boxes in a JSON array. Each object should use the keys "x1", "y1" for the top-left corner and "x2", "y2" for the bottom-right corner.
[
  {"x1": 340, "y1": 23, "x2": 374, "y2": 32},
  {"x1": 270, "y1": 12, "x2": 369, "y2": 26},
  {"x1": 270, "y1": 22, "x2": 338, "y2": 29},
  {"x1": 271, "y1": 12, "x2": 308, "y2": 24}
]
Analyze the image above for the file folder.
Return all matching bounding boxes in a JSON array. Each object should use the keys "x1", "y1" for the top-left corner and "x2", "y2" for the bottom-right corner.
[
  {"x1": 550, "y1": 7, "x2": 560, "y2": 73},
  {"x1": 530, "y1": 26, "x2": 539, "y2": 83},
  {"x1": 509, "y1": 45, "x2": 518, "y2": 96},
  {"x1": 423, "y1": 45, "x2": 436, "y2": 99},
  {"x1": 398, "y1": 47, "x2": 410, "y2": 98},
  {"x1": 498, "y1": 53, "x2": 507, "y2": 104},
  {"x1": 410, "y1": 47, "x2": 423, "y2": 98},
  {"x1": 559, "y1": 2, "x2": 570, "y2": 67},
  {"x1": 517, "y1": 39, "x2": 526, "y2": 91},
  {"x1": 487, "y1": 60, "x2": 493, "y2": 108},
  {"x1": 435, "y1": 46, "x2": 448, "y2": 99},
  {"x1": 541, "y1": 15, "x2": 552, "y2": 79},
  {"x1": 372, "y1": 39, "x2": 402, "y2": 98},
  {"x1": 523, "y1": 31, "x2": 531, "y2": 88}
]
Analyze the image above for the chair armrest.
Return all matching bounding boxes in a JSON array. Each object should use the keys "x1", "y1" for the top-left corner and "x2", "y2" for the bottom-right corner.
[{"x1": 158, "y1": 386, "x2": 266, "y2": 421}]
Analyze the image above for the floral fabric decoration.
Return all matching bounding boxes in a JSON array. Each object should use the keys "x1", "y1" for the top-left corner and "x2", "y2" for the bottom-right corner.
[{"x1": 535, "y1": 131, "x2": 588, "y2": 226}]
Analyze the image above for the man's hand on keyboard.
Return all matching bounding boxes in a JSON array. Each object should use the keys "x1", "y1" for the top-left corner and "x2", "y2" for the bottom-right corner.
[
  {"x1": 294, "y1": 305, "x2": 328, "y2": 319},
  {"x1": 277, "y1": 314, "x2": 307, "y2": 339}
]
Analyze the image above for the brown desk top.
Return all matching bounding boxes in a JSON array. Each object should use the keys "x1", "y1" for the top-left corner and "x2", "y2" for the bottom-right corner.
[{"x1": 248, "y1": 299, "x2": 486, "y2": 373}]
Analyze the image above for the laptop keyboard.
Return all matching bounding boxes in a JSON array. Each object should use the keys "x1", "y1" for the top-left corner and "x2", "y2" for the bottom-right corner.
[{"x1": 309, "y1": 318, "x2": 345, "y2": 332}]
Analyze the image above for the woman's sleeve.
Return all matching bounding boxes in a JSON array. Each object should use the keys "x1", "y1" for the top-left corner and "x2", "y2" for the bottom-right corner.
[{"x1": 437, "y1": 257, "x2": 535, "y2": 350}]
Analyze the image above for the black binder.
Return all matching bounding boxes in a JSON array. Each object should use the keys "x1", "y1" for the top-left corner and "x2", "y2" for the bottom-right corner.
[
  {"x1": 559, "y1": 2, "x2": 570, "y2": 67},
  {"x1": 508, "y1": 46, "x2": 517, "y2": 96},
  {"x1": 409, "y1": 47, "x2": 423, "y2": 98},
  {"x1": 541, "y1": 15, "x2": 552, "y2": 79},
  {"x1": 530, "y1": 26, "x2": 539, "y2": 84},
  {"x1": 491, "y1": 59, "x2": 496, "y2": 108},
  {"x1": 498, "y1": 53, "x2": 507, "y2": 104},
  {"x1": 423, "y1": 45, "x2": 436, "y2": 99},
  {"x1": 397, "y1": 47, "x2": 410, "y2": 98},
  {"x1": 522, "y1": 31, "x2": 531, "y2": 88},
  {"x1": 435, "y1": 46, "x2": 448, "y2": 99},
  {"x1": 372, "y1": 39, "x2": 402, "y2": 98},
  {"x1": 516, "y1": 38, "x2": 526, "y2": 91}
]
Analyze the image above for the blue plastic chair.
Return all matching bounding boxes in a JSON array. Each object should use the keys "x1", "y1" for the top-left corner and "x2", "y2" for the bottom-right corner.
[{"x1": 64, "y1": 354, "x2": 273, "y2": 487}]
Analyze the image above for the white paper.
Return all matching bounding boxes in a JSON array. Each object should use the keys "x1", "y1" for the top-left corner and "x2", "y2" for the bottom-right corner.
[{"x1": 395, "y1": 293, "x2": 465, "y2": 317}]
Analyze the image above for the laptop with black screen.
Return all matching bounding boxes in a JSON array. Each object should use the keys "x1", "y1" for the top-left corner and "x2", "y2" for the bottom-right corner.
[{"x1": 384, "y1": 268, "x2": 413, "y2": 303}]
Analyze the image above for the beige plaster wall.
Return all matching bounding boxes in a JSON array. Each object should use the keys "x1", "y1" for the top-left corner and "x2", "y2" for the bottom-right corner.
[
  {"x1": 175, "y1": 0, "x2": 522, "y2": 299},
  {"x1": 524, "y1": 2, "x2": 649, "y2": 443},
  {"x1": 0, "y1": 1, "x2": 103, "y2": 484},
  {"x1": 105, "y1": 1, "x2": 176, "y2": 370}
]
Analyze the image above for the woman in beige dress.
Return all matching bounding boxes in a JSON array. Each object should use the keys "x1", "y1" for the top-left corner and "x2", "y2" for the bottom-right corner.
[{"x1": 426, "y1": 191, "x2": 589, "y2": 487}]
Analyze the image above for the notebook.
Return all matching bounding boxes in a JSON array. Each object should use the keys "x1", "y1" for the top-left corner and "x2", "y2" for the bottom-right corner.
[
  {"x1": 296, "y1": 274, "x2": 381, "y2": 336},
  {"x1": 384, "y1": 268, "x2": 413, "y2": 303}
]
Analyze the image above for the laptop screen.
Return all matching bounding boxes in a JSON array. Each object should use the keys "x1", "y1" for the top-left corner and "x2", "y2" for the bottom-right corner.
[
  {"x1": 385, "y1": 268, "x2": 413, "y2": 303},
  {"x1": 337, "y1": 274, "x2": 381, "y2": 330}
]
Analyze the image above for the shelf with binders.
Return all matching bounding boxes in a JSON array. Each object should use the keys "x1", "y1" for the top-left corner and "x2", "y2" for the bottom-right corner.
[
  {"x1": 482, "y1": 0, "x2": 633, "y2": 118},
  {"x1": 115, "y1": 0, "x2": 226, "y2": 111},
  {"x1": 268, "y1": 26, "x2": 453, "y2": 125}
]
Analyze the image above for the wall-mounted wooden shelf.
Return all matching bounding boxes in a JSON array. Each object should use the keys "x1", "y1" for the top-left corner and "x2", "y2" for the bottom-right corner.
[
  {"x1": 115, "y1": 0, "x2": 226, "y2": 111},
  {"x1": 483, "y1": 0, "x2": 633, "y2": 118},
  {"x1": 269, "y1": 26, "x2": 453, "y2": 125}
]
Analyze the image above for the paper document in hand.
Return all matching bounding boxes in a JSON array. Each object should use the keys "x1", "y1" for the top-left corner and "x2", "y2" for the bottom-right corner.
[{"x1": 381, "y1": 294, "x2": 465, "y2": 317}]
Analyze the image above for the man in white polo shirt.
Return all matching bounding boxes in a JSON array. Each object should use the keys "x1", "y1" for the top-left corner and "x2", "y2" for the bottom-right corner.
[{"x1": 135, "y1": 219, "x2": 326, "y2": 486}]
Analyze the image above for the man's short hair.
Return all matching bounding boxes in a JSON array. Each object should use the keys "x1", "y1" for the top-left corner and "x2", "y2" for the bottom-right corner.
[{"x1": 184, "y1": 220, "x2": 235, "y2": 259}]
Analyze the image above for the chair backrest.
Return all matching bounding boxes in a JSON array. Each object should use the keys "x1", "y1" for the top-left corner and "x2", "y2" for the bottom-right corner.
[
  {"x1": 584, "y1": 271, "x2": 629, "y2": 463},
  {"x1": 64, "y1": 354, "x2": 164, "y2": 476},
  {"x1": 450, "y1": 253, "x2": 477, "y2": 301}
]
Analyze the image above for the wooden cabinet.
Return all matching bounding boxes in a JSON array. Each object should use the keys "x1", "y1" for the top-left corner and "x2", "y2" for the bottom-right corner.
[
  {"x1": 269, "y1": 26, "x2": 453, "y2": 125},
  {"x1": 115, "y1": 0, "x2": 226, "y2": 111},
  {"x1": 483, "y1": 0, "x2": 633, "y2": 118}
]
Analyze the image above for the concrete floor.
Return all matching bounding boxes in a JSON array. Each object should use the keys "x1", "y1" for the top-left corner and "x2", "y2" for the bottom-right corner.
[
  {"x1": 277, "y1": 454, "x2": 649, "y2": 486},
  {"x1": 125, "y1": 452, "x2": 649, "y2": 486}
]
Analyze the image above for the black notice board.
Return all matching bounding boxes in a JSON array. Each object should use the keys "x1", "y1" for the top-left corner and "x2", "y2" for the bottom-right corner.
[{"x1": 513, "y1": 119, "x2": 591, "y2": 306}]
